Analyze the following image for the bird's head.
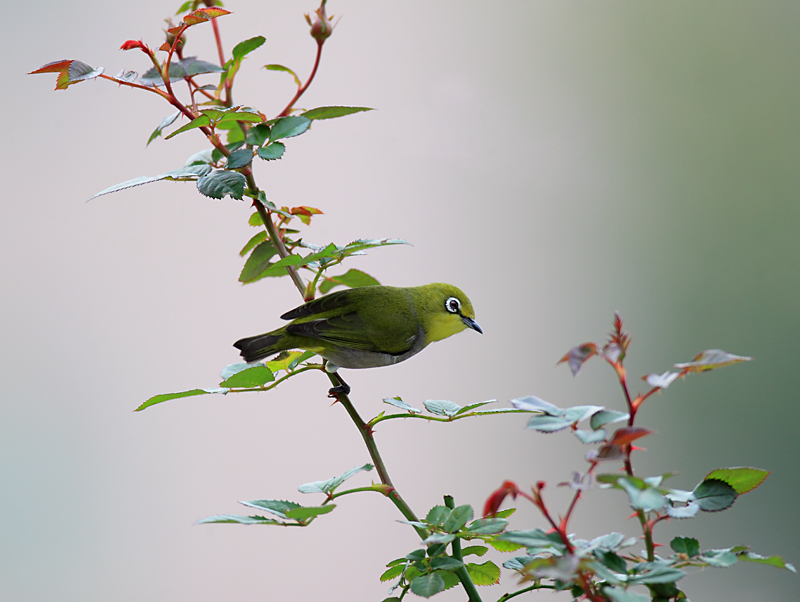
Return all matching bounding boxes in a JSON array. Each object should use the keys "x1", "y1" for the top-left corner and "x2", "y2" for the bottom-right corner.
[{"x1": 416, "y1": 283, "x2": 482, "y2": 343}]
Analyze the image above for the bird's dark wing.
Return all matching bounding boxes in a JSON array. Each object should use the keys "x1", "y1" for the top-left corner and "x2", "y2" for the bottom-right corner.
[
  {"x1": 286, "y1": 313, "x2": 386, "y2": 352},
  {"x1": 280, "y1": 289, "x2": 353, "y2": 320}
]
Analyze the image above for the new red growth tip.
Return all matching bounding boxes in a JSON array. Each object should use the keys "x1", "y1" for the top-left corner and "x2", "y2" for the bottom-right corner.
[{"x1": 483, "y1": 480, "x2": 519, "y2": 517}]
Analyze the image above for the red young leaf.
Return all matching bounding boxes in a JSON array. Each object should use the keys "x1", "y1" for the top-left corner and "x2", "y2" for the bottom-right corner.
[
  {"x1": 483, "y1": 481, "x2": 519, "y2": 517},
  {"x1": 558, "y1": 343, "x2": 598, "y2": 376},
  {"x1": 184, "y1": 7, "x2": 231, "y2": 26},
  {"x1": 29, "y1": 59, "x2": 104, "y2": 90},
  {"x1": 610, "y1": 426, "x2": 653, "y2": 446},
  {"x1": 120, "y1": 40, "x2": 148, "y2": 52}
]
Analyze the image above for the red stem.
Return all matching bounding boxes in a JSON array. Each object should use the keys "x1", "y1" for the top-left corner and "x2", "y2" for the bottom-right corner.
[{"x1": 278, "y1": 40, "x2": 324, "y2": 117}]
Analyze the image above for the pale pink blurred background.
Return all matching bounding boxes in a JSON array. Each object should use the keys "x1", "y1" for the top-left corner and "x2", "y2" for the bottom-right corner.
[{"x1": 4, "y1": 1, "x2": 799, "y2": 600}]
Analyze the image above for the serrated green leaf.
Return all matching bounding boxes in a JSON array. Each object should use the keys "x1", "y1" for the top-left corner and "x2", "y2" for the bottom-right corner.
[
  {"x1": 460, "y1": 545, "x2": 489, "y2": 558},
  {"x1": 406, "y1": 549, "x2": 427, "y2": 562},
  {"x1": 443, "y1": 505, "x2": 473, "y2": 533},
  {"x1": 196, "y1": 514, "x2": 281, "y2": 525},
  {"x1": 380, "y1": 564, "x2": 405, "y2": 582},
  {"x1": 266, "y1": 351, "x2": 310, "y2": 373},
  {"x1": 270, "y1": 115, "x2": 311, "y2": 140},
  {"x1": 90, "y1": 164, "x2": 212, "y2": 200},
  {"x1": 704, "y1": 467, "x2": 769, "y2": 494},
  {"x1": 239, "y1": 241, "x2": 278, "y2": 282},
  {"x1": 284, "y1": 505, "x2": 335, "y2": 520},
  {"x1": 620, "y1": 478, "x2": 667, "y2": 511},
  {"x1": 565, "y1": 404, "x2": 605, "y2": 423},
  {"x1": 410, "y1": 573, "x2": 445, "y2": 598},
  {"x1": 486, "y1": 538, "x2": 525, "y2": 552},
  {"x1": 425, "y1": 505, "x2": 449, "y2": 526},
  {"x1": 135, "y1": 388, "x2": 208, "y2": 411},
  {"x1": 595, "y1": 550, "x2": 627, "y2": 573},
  {"x1": 147, "y1": 110, "x2": 180, "y2": 146},
  {"x1": 239, "y1": 499, "x2": 300, "y2": 519},
  {"x1": 301, "y1": 106, "x2": 373, "y2": 120},
  {"x1": 493, "y1": 508, "x2": 516, "y2": 519},
  {"x1": 423, "y1": 533, "x2": 455, "y2": 546},
  {"x1": 239, "y1": 231, "x2": 268, "y2": 257},
  {"x1": 698, "y1": 549, "x2": 738, "y2": 568},
  {"x1": 502, "y1": 556, "x2": 536, "y2": 572},
  {"x1": 246, "y1": 123, "x2": 271, "y2": 146},
  {"x1": 693, "y1": 479, "x2": 738, "y2": 512},
  {"x1": 217, "y1": 110, "x2": 264, "y2": 127},
  {"x1": 165, "y1": 114, "x2": 211, "y2": 139},
  {"x1": 320, "y1": 269, "x2": 380, "y2": 294},
  {"x1": 430, "y1": 557, "x2": 463, "y2": 571},
  {"x1": 510, "y1": 395, "x2": 564, "y2": 415},
  {"x1": 382, "y1": 396, "x2": 421, "y2": 414},
  {"x1": 424, "y1": 399, "x2": 463, "y2": 417},
  {"x1": 182, "y1": 58, "x2": 224, "y2": 76},
  {"x1": 574, "y1": 429, "x2": 607, "y2": 444},
  {"x1": 739, "y1": 552, "x2": 797, "y2": 572},
  {"x1": 671, "y1": 537, "x2": 700, "y2": 557},
  {"x1": 249, "y1": 211, "x2": 264, "y2": 226},
  {"x1": 219, "y1": 365, "x2": 274, "y2": 388},
  {"x1": 197, "y1": 169, "x2": 246, "y2": 200},
  {"x1": 225, "y1": 125, "x2": 245, "y2": 144},
  {"x1": 629, "y1": 562, "x2": 685, "y2": 584},
  {"x1": 496, "y1": 529, "x2": 565, "y2": 550},
  {"x1": 525, "y1": 414, "x2": 573, "y2": 432},
  {"x1": 454, "y1": 400, "x2": 498, "y2": 415},
  {"x1": 232, "y1": 36, "x2": 265, "y2": 63},
  {"x1": 297, "y1": 463, "x2": 373, "y2": 494},
  {"x1": 466, "y1": 518, "x2": 508, "y2": 535},
  {"x1": 466, "y1": 561, "x2": 500, "y2": 586},
  {"x1": 257, "y1": 142, "x2": 286, "y2": 160},
  {"x1": 590, "y1": 409, "x2": 630, "y2": 430},
  {"x1": 225, "y1": 148, "x2": 253, "y2": 169}
]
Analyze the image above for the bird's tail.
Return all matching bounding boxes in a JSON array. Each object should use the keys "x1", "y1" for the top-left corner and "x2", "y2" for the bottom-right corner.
[{"x1": 233, "y1": 333, "x2": 283, "y2": 363}]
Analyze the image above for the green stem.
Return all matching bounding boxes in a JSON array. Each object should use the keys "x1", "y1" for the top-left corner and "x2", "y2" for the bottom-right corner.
[
  {"x1": 443, "y1": 495, "x2": 483, "y2": 602},
  {"x1": 329, "y1": 485, "x2": 391, "y2": 500},
  {"x1": 368, "y1": 409, "x2": 529, "y2": 429},
  {"x1": 497, "y1": 584, "x2": 556, "y2": 601},
  {"x1": 224, "y1": 365, "x2": 321, "y2": 394},
  {"x1": 243, "y1": 174, "x2": 306, "y2": 296},
  {"x1": 328, "y1": 373, "x2": 429, "y2": 540},
  {"x1": 278, "y1": 39, "x2": 324, "y2": 117}
]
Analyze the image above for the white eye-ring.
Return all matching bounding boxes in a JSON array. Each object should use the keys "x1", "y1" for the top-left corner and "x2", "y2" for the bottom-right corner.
[{"x1": 445, "y1": 297, "x2": 461, "y2": 314}]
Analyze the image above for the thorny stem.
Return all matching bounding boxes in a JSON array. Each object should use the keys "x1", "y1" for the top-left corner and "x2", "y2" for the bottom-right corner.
[
  {"x1": 278, "y1": 40, "x2": 325, "y2": 117},
  {"x1": 443, "y1": 495, "x2": 483, "y2": 602},
  {"x1": 532, "y1": 487, "x2": 605, "y2": 602},
  {"x1": 497, "y1": 584, "x2": 556, "y2": 601},
  {"x1": 328, "y1": 372, "x2": 428, "y2": 540},
  {"x1": 615, "y1": 359, "x2": 657, "y2": 562},
  {"x1": 202, "y1": 0, "x2": 232, "y2": 106},
  {"x1": 243, "y1": 170, "x2": 306, "y2": 296}
]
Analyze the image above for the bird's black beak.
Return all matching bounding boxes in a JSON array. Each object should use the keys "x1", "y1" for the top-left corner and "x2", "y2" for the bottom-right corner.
[{"x1": 462, "y1": 316, "x2": 483, "y2": 334}]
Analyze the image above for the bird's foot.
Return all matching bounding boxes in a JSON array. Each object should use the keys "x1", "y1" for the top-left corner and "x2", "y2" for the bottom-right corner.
[
  {"x1": 327, "y1": 374, "x2": 351, "y2": 398},
  {"x1": 327, "y1": 383, "x2": 351, "y2": 398}
]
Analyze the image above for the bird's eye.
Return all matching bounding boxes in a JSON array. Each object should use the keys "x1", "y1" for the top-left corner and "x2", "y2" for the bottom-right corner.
[{"x1": 445, "y1": 297, "x2": 461, "y2": 314}]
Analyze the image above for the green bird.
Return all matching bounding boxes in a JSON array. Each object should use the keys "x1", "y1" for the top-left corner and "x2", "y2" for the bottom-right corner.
[{"x1": 233, "y1": 283, "x2": 482, "y2": 374}]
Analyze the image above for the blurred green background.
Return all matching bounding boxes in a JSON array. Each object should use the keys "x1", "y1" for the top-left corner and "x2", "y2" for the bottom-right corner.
[{"x1": 3, "y1": 1, "x2": 798, "y2": 600}]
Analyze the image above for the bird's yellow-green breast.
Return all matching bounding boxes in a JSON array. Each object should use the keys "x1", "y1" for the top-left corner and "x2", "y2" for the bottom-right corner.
[{"x1": 233, "y1": 283, "x2": 481, "y2": 371}]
